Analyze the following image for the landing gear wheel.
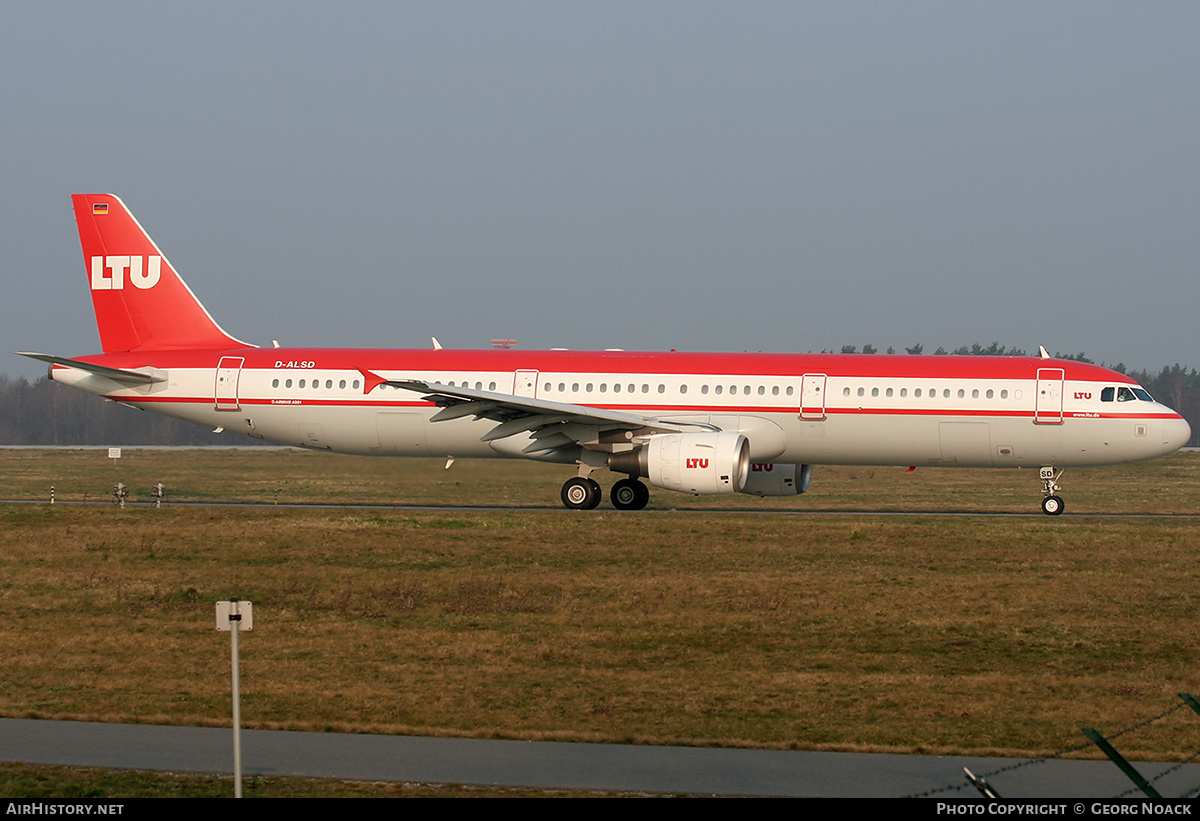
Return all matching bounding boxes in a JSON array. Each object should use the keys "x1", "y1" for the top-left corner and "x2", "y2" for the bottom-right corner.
[
  {"x1": 610, "y1": 478, "x2": 650, "y2": 511},
  {"x1": 1039, "y1": 467, "x2": 1065, "y2": 516},
  {"x1": 561, "y1": 477, "x2": 602, "y2": 510},
  {"x1": 1041, "y1": 495, "x2": 1064, "y2": 516}
]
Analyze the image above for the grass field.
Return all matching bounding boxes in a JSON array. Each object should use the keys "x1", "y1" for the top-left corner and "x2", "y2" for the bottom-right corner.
[
  {"x1": 0, "y1": 762, "x2": 614, "y2": 798},
  {"x1": 3, "y1": 445, "x2": 1197, "y2": 514},
  {"x1": 1, "y1": 449, "x2": 1198, "y2": 774}
]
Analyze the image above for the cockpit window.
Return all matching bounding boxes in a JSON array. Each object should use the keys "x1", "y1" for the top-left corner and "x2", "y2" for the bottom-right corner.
[{"x1": 1102, "y1": 385, "x2": 1154, "y2": 402}]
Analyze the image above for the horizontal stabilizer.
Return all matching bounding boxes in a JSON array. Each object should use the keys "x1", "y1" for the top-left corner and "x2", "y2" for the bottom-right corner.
[{"x1": 15, "y1": 352, "x2": 166, "y2": 385}]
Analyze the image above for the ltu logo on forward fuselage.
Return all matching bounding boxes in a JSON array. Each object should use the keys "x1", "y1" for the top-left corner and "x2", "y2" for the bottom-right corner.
[{"x1": 90, "y1": 255, "x2": 161, "y2": 290}]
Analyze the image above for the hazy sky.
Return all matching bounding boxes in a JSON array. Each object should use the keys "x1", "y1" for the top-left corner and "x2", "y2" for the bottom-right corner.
[{"x1": 4, "y1": 2, "x2": 1198, "y2": 381}]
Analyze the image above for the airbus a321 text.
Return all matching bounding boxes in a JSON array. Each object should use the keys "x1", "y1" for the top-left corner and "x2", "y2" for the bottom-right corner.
[{"x1": 20, "y1": 195, "x2": 1191, "y2": 514}]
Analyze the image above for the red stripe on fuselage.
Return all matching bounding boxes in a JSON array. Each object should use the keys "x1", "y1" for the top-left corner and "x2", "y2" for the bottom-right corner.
[
  {"x1": 103, "y1": 394, "x2": 1178, "y2": 423},
  {"x1": 61, "y1": 350, "x2": 1142, "y2": 384}
]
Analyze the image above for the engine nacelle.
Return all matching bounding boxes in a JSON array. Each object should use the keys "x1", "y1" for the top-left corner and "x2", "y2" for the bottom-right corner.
[
  {"x1": 611, "y1": 432, "x2": 750, "y2": 495},
  {"x1": 738, "y1": 463, "x2": 812, "y2": 496}
]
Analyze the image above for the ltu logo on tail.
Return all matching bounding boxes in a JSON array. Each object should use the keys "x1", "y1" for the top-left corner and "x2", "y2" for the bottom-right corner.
[{"x1": 90, "y1": 256, "x2": 161, "y2": 290}]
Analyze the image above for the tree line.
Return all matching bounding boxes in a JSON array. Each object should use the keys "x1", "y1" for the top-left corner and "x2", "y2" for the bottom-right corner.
[
  {"x1": 0, "y1": 374, "x2": 228, "y2": 446},
  {"x1": 2, "y1": 348, "x2": 1197, "y2": 447}
]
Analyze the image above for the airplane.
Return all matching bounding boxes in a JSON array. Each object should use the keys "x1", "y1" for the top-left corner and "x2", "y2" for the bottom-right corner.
[{"x1": 18, "y1": 194, "x2": 1192, "y2": 514}]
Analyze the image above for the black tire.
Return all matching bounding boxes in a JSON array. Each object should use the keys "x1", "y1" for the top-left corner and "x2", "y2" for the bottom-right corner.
[
  {"x1": 611, "y1": 478, "x2": 650, "y2": 511},
  {"x1": 1041, "y1": 495, "x2": 1064, "y2": 516},
  {"x1": 561, "y1": 477, "x2": 601, "y2": 510}
]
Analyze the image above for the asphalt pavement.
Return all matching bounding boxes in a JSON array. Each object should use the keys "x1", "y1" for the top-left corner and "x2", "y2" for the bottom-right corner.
[{"x1": 4, "y1": 718, "x2": 1199, "y2": 797}]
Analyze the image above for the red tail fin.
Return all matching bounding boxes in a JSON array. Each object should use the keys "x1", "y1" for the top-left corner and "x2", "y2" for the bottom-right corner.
[{"x1": 72, "y1": 194, "x2": 251, "y2": 353}]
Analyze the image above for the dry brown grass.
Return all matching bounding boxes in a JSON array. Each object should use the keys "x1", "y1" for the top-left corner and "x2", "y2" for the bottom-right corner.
[
  {"x1": 2, "y1": 450, "x2": 1199, "y2": 760},
  {"x1": 2, "y1": 446, "x2": 1197, "y2": 514},
  {"x1": 0, "y1": 762, "x2": 614, "y2": 797}
]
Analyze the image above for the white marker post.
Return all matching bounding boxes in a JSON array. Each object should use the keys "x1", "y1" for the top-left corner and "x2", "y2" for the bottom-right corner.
[{"x1": 216, "y1": 599, "x2": 253, "y2": 798}]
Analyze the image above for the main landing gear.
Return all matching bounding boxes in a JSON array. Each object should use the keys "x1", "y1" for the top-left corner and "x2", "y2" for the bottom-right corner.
[
  {"x1": 610, "y1": 477, "x2": 650, "y2": 511},
  {"x1": 561, "y1": 476, "x2": 602, "y2": 510},
  {"x1": 1039, "y1": 466, "x2": 1065, "y2": 516},
  {"x1": 560, "y1": 475, "x2": 650, "y2": 511}
]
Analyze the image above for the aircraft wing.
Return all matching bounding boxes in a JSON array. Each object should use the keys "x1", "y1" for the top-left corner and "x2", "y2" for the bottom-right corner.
[
  {"x1": 16, "y1": 352, "x2": 167, "y2": 385},
  {"x1": 367, "y1": 373, "x2": 713, "y2": 454}
]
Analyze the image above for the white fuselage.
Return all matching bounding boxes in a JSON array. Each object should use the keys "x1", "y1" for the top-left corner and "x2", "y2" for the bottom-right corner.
[{"x1": 51, "y1": 349, "x2": 1191, "y2": 471}]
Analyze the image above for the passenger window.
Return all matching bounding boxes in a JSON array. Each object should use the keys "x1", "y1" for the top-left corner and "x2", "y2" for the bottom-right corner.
[{"x1": 272, "y1": 379, "x2": 279, "y2": 388}]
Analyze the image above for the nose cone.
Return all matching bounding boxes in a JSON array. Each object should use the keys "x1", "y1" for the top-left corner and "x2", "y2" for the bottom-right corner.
[{"x1": 1162, "y1": 414, "x2": 1192, "y2": 455}]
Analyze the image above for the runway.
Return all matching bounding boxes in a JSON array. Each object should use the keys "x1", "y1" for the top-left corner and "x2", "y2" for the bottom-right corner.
[
  {"x1": 4, "y1": 718, "x2": 1200, "y2": 797},
  {"x1": 4, "y1": 498, "x2": 1199, "y2": 519}
]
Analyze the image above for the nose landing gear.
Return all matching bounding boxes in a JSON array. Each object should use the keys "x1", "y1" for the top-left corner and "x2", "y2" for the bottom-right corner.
[{"x1": 1040, "y1": 466, "x2": 1064, "y2": 516}]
